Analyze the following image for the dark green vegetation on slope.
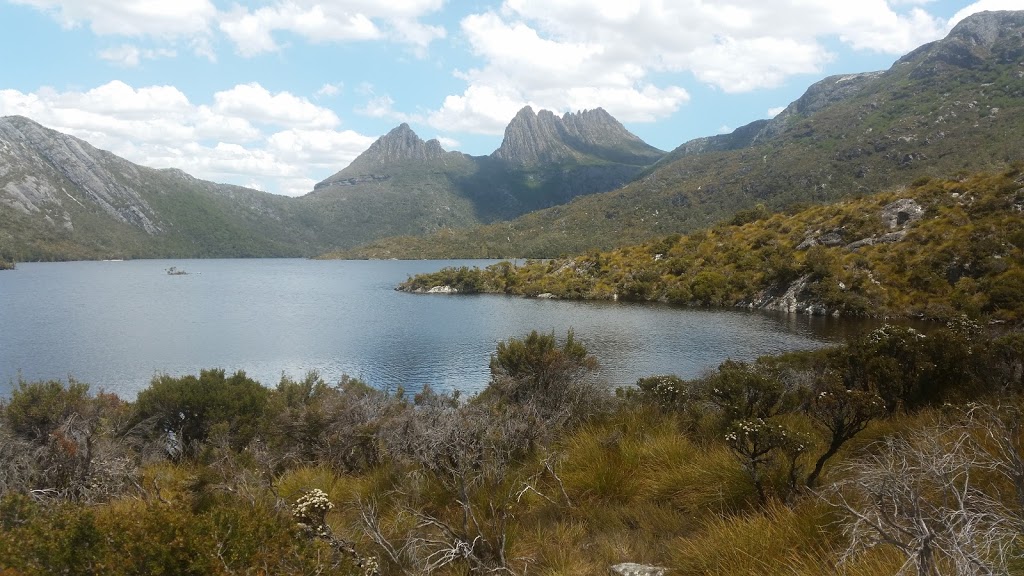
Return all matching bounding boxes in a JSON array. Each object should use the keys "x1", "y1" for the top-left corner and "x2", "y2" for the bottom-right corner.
[
  {"x1": 331, "y1": 11, "x2": 1024, "y2": 260},
  {"x1": 2, "y1": 326, "x2": 1023, "y2": 575},
  {"x1": 399, "y1": 169, "x2": 1024, "y2": 324}
]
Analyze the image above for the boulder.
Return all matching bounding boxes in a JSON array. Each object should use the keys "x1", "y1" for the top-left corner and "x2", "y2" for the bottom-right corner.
[
  {"x1": 610, "y1": 563, "x2": 667, "y2": 576},
  {"x1": 881, "y1": 198, "x2": 923, "y2": 229}
]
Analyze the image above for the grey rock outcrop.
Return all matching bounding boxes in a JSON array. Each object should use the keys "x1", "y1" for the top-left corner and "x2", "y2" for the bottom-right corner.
[
  {"x1": 881, "y1": 198, "x2": 924, "y2": 229},
  {"x1": 493, "y1": 106, "x2": 663, "y2": 166},
  {"x1": 899, "y1": 10, "x2": 1024, "y2": 74},
  {"x1": 609, "y1": 562, "x2": 667, "y2": 576},
  {"x1": 316, "y1": 123, "x2": 455, "y2": 189},
  {"x1": 0, "y1": 115, "x2": 161, "y2": 234}
]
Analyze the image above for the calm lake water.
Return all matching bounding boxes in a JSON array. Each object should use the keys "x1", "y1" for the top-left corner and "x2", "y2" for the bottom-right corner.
[{"x1": 0, "y1": 259, "x2": 872, "y2": 398}]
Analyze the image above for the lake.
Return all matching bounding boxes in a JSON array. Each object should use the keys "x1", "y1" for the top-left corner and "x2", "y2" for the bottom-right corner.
[{"x1": 0, "y1": 259, "x2": 869, "y2": 399}]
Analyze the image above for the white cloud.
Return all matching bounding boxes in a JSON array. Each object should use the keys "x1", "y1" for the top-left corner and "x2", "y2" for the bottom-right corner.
[
  {"x1": 12, "y1": 0, "x2": 446, "y2": 62},
  {"x1": 949, "y1": 0, "x2": 1024, "y2": 27},
  {"x1": 356, "y1": 95, "x2": 421, "y2": 123},
  {"x1": 427, "y1": 84, "x2": 529, "y2": 135},
  {"x1": 422, "y1": 0, "x2": 958, "y2": 134},
  {"x1": 315, "y1": 83, "x2": 343, "y2": 98},
  {"x1": 212, "y1": 83, "x2": 340, "y2": 129},
  {"x1": 435, "y1": 136, "x2": 459, "y2": 150},
  {"x1": 767, "y1": 106, "x2": 786, "y2": 117},
  {"x1": 10, "y1": 0, "x2": 216, "y2": 58},
  {"x1": 10, "y1": 0, "x2": 216, "y2": 36},
  {"x1": 218, "y1": 0, "x2": 445, "y2": 57},
  {"x1": 98, "y1": 44, "x2": 177, "y2": 67},
  {"x1": 0, "y1": 81, "x2": 375, "y2": 197}
]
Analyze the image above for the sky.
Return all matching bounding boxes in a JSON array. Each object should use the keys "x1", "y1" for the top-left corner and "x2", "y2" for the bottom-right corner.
[{"x1": 1, "y1": 1, "x2": 1022, "y2": 197}]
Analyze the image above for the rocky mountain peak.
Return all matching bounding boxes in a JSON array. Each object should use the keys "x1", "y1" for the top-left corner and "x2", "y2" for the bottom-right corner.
[
  {"x1": 493, "y1": 106, "x2": 662, "y2": 166},
  {"x1": 492, "y1": 106, "x2": 575, "y2": 165},
  {"x1": 947, "y1": 10, "x2": 1024, "y2": 48},
  {"x1": 359, "y1": 123, "x2": 447, "y2": 165},
  {"x1": 897, "y1": 10, "x2": 1024, "y2": 72},
  {"x1": 315, "y1": 123, "x2": 450, "y2": 189}
]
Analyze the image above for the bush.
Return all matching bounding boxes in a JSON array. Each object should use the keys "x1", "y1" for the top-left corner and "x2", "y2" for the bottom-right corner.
[
  {"x1": 133, "y1": 369, "x2": 268, "y2": 457},
  {"x1": 484, "y1": 330, "x2": 606, "y2": 429},
  {"x1": 3, "y1": 379, "x2": 90, "y2": 441}
]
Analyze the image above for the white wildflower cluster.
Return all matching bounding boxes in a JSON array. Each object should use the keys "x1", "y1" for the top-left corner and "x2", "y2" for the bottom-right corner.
[
  {"x1": 726, "y1": 418, "x2": 807, "y2": 453},
  {"x1": 868, "y1": 324, "x2": 925, "y2": 345},
  {"x1": 293, "y1": 488, "x2": 334, "y2": 535},
  {"x1": 946, "y1": 314, "x2": 982, "y2": 338}
]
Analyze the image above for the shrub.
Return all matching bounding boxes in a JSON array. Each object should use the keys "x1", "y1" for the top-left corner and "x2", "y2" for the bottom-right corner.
[
  {"x1": 3, "y1": 379, "x2": 90, "y2": 441},
  {"x1": 133, "y1": 369, "x2": 268, "y2": 457},
  {"x1": 484, "y1": 330, "x2": 606, "y2": 429}
]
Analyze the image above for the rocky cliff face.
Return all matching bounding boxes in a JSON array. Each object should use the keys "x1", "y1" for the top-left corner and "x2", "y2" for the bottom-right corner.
[
  {"x1": 0, "y1": 116, "x2": 161, "y2": 234},
  {"x1": 315, "y1": 123, "x2": 456, "y2": 189},
  {"x1": 900, "y1": 10, "x2": 1024, "y2": 73},
  {"x1": 492, "y1": 106, "x2": 663, "y2": 166}
]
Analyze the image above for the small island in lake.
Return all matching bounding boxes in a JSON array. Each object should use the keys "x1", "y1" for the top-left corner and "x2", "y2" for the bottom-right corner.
[{"x1": 165, "y1": 266, "x2": 188, "y2": 275}]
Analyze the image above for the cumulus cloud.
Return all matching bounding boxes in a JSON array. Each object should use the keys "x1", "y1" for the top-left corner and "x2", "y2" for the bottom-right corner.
[
  {"x1": 0, "y1": 81, "x2": 376, "y2": 197},
  {"x1": 949, "y1": 0, "x2": 1024, "y2": 26},
  {"x1": 10, "y1": 0, "x2": 217, "y2": 58},
  {"x1": 423, "y1": 0, "x2": 957, "y2": 134},
  {"x1": 218, "y1": 0, "x2": 445, "y2": 57},
  {"x1": 212, "y1": 83, "x2": 340, "y2": 129},
  {"x1": 12, "y1": 0, "x2": 447, "y2": 61}
]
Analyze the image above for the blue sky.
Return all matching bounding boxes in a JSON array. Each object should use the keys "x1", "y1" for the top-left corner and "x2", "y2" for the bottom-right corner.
[{"x1": 1, "y1": 0, "x2": 1021, "y2": 196}]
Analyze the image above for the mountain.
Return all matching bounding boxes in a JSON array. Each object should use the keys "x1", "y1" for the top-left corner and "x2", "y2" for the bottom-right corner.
[
  {"x1": 493, "y1": 106, "x2": 663, "y2": 166},
  {"x1": 331, "y1": 10, "x2": 1024, "y2": 259},
  {"x1": 0, "y1": 116, "x2": 325, "y2": 261},
  {"x1": 0, "y1": 107, "x2": 663, "y2": 260},
  {"x1": 304, "y1": 109, "x2": 665, "y2": 246}
]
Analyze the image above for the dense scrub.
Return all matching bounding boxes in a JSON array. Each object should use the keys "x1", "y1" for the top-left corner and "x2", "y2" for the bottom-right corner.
[
  {"x1": 1, "y1": 326, "x2": 1023, "y2": 575},
  {"x1": 400, "y1": 169, "x2": 1024, "y2": 324}
]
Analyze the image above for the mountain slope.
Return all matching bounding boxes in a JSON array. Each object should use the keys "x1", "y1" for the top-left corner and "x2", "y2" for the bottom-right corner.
[
  {"x1": 398, "y1": 168, "x2": 1024, "y2": 324},
  {"x1": 332, "y1": 10, "x2": 1024, "y2": 259},
  {"x1": 0, "y1": 116, "x2": 319, "y2": 260}
]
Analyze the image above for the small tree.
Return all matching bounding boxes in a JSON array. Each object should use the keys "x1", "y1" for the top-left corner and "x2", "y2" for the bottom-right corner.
[
  {"x1": 805, "y1": 373, "x2": 885, "y2": 487},
  {"x1": 725, "y1": 418, "x2": 807, "y2": 503},
  {"x1": 704, "y1": 360, "x2": 796, "y2": 424}
]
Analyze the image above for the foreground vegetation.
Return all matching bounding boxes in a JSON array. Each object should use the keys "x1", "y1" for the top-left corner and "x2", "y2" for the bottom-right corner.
[
  {"x1": 400, "y1": 169, "x2": 1024, "y2": 324},
  {"x1": 0, "y1": 259, "x2": 13, "y2": 270},
  {"x1": 2, "y1": 323, "x2": 1024, "y2": 575}
]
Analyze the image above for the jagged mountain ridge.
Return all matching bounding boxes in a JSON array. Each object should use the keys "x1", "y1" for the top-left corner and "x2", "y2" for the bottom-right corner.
[
  {"x1": 0, "y1": 105, "x2": 664, "y2": 260},
  {"x1": 332, "y1": 10, "x2": 1024, "y2": 259},
  {"x1": 492, "y1": 106, "x2": 664, "y2": 166},
  {"x1": 306, "y1": 106, "x2": 666, "y2": 239}
]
